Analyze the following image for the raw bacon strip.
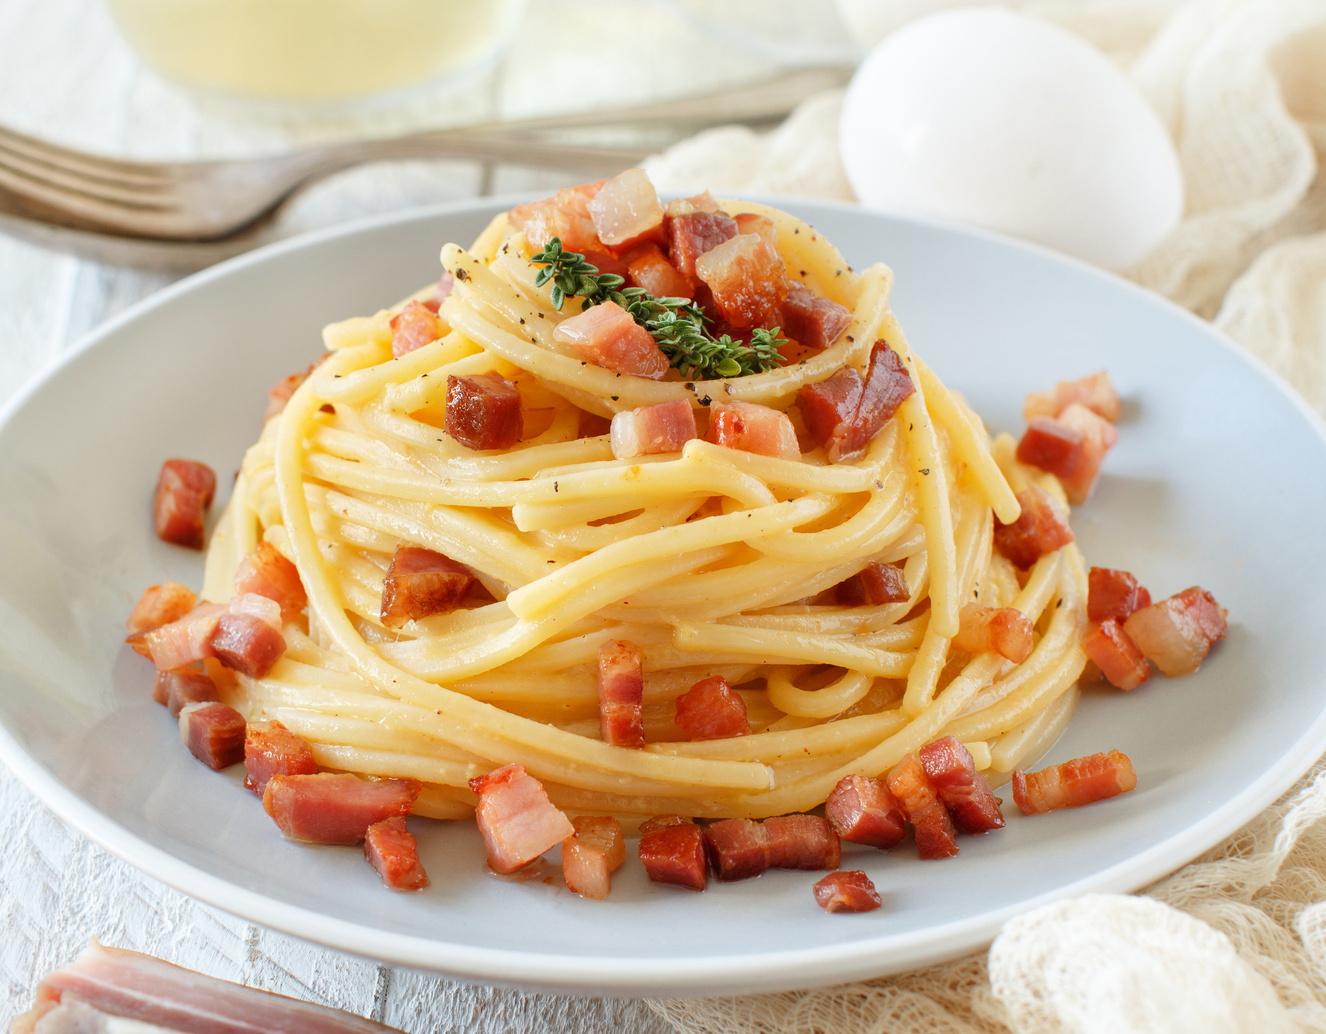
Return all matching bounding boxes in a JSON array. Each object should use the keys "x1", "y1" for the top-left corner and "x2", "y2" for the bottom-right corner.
[
  {"x1": 18, "y1": 941, "x2": 402, "y2": 1034},
  {"x1": 667, "y1": 208, "x2": 738, "y2": 277},
  {"x1": 1012, "y1": 750, "x2": 1137, "y2": 814},
  {"x1": 178, "y1": 702, "x2": 245, "y2": 771},
  {"x1": 609, "y1": 398, "x2": 697, "y2": 459},
  {"x1": 469, "y1": 764, "x2": 574, "y2": 874},
  {"x1": 797, "y1": 341, "x2": 915, "y2": 462},
  {"x1": 364, "y1": 816, "x2": 430, "y2": 891},
  {"x1": 153, "y1": 668, "x2": 219, "y2": 717},
  {"x1": 154, "y1": 459, "x2": 216, "y2": 550},
  {"x1": 264, "y1": 772, "x2": 421, "y2": 845},
  {"x1": 1054, "y1": 402, "x2": 1119, "y2": 503},
  {"x1": 626, "y1": 245, "x2": 694, "y2": 299},
  {"x1": 209, "y1": 611, "x2": 285, "y2": 679},
  {"x1": 234, "y1": 541, "x2": 306, "y2": 622},
  {"x1": 552, "y1": 300, "x2": 669, "y2": 379},
  {"x1": 993, "y1": 484, "x2": 1075, "y2": 569},
  {"x1": 1123, "y1": 586, "x2": 1228, "y2": 677},
  {"x1": 1023, "y1": 370, "x2": 1121, "y2": 423},
  {"x1": 445, "y1": 372, "x2": 523, "y2": 451},
  {"x1": 813, "y1": 871, "x2": 882, "y2": 913},
  {"x1": 886, "y1": 754, "x2": 959, "y2": 859},
  {"x1": 244, "y1": 720, "x2": 318, "y2": 796},
  {"x1": 674, "y1": 675, "x2": 750, "y2": 741},
  {"x1": 510, "y1": 180, "x2": 606, "y2": 253},
  {"x1": 129, "y1": 602, "x2": 226, "y2": 669},
  {"x1": 705, "y1": 400, "x2": 800, "y2": 460},
  {"x1": 380, "y1": 545, "x2": 475, "y2": 629},
  {"x1": 1082, "y1": 619, "x2": 1151, "y2": 690},
  {"x1": 126, "y1": 581, "x2": 197, "y2": 634},
  {"x1": 834, "y1": 562, "x2": 909, "y2": 606},
  {"x1": 639, "y1": 821, "x2": 708, "y2": 890},
  {"x1": 389, "y1": 300, "x2": 444, "y2": 358},
  {"x1": 586, "y1": 167, "x2": 664, "y2": 247},
  {"x1": 1087, "y1": 567, "x2": 1152, "y2": 622},
  {"x1": 562, "y1": 815, "x2": 626, "y2": 901},
  {"x1": 952, "y1": 604, "x2": 1034, "y2": 663},
  {"x1": 917, "y1": 736, "x2": 1005, "y2": 835},
  {"x1": 597, "y1": 639, "x2": 645, "y2": 749},
  {"x1": 825, "y1": 774, "x2": 907, "y2": 849},
  {"x1": 764, "y1": 814, "x2": 841, "y2": 870},
  {"x1": 703, "y1": 818, "x2": 769, "y2": 881},
  {"x1": 694, "y1": 234, "x2": 791, "y2": 329},
  {"x1": 780, "y1": 284, "x2": 851, "y2": 351}
]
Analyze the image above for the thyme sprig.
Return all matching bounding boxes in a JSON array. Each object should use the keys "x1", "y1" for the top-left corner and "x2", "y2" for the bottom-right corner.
[{"x1": 530, "y1": 237, "x2": 785, "y2": 380}]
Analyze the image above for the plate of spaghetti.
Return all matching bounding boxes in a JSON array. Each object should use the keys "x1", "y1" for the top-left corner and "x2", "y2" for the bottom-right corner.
[{"x1": 2, "y1": 181, "x2": 1326, "y2": 995}]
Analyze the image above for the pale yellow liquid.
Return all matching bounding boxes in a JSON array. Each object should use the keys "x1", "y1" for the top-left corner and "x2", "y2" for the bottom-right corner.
[{"x1": 105, "y1": 0, "x2": 523, "y2": 101}]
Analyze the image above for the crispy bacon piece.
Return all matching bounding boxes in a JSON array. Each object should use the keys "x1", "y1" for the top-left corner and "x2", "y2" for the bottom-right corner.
[
  {"x1": 639, "y1": 821, "x2": 708, "y2": 890},
  {"x1": 993, "y1": 484, "x2": 1075, "y2": 568},
  {"x1": 445, "y1": 372, "x2": 523, "y2": 451},
  {"x1": 705, "y1": 400, "x2": 800, "y2": 460},
  {"x1": 695, "y1": 234, "x2": 792, "y2": 329},
  {"x1": 244, "y1": 719, "x2": 318, "y2": 795},
  {"x1": 234, "y1": 541, "x2": 306, "y2": 622},
  {"x1": 704, "y1": 818, "x2": 769, "y2": 881},
  {"x1": 826, "y1": 774, "x2": 907, "y2": 849},
  {"x1": 834, "y1": 561, "x2": 910, "y2": 606},
  {"x1": 553, "y1": 300, "x2": 668, "y2": 379},
  {"x1": 674, "y1": 674, "x2": 750, "y2": 740},
  {"x1": 469, "y1": 764, "x2": 574, "y2": 874},
  {"x1": 178, "y1": 702, "x2": 246, "y2": 771},
  {"x1": 510, "y1": 180, "x2": 606, "y2": 253},
  {"x1": 918, "y1": 736, "x2": 1005, "y2": 835},
  {"x1": 389, "y1": 300, "x2": 444, "y2": 358},
  {"x1": 733, "y1": 212, "x2": 778, "y2": 246},
  {"x1": 264, "y1": 772, "x2": 421, "y2": 845},
  {"x1": 364, "y1": 815, "x2": 430, "y2": 891},
  {"x1": 153, "y1": 668, "x2": 219, "y2": 717},
  {"x1": 953, "y1": 604, "x2": 1034, "y2": 663},
  {"x1": 1012, "y1": 750, "x2": 1137, "y2": 814},
  {"x1": 562, "y1": 815, "x2": 626, "y2": 901},
  {"x1": 780, "y1": 284, "x2": 852, "y2": 351},
  {"x1": 586, "y1": 167, "x2": 664, "y2": 247},
  {"x1": 209, "y1": 610, "x2": 285, "y2": 679},
  {"x1": 1024, "y1": 370, "x2": 1121, "y2": 423},
  {"x1": 813, "y1": 870, "x2": 882, "y2": 913},
  {"x1": 1054, "y1": 402, "x2": 1119, "y2": 503},
  {"x1": 1082, "y1": 619, "x2": 1151, "y2": 690},
  {"x1": 597, "y1": 639, "x2": 645, "y2": 749},
  {"x1": 609, "y1": 398, "x2": 697, "y2": 459},
  {"x1": 380, "y1": 545, "x2": 475, "y2": 629},
  {"x1": 1088, "y1": 567, "x2": 1152, "y2": 622},
  {"x1": 153, "y1": 459, "x2": 216, "y2": 550},
  {"x1": 764, "y1": 814, "x2": 841, "y2": 870},
  {"x1": 886, "y1": 754, "x2": 959, "y2": 859},
  {"x1": 128, "y1": 601, "x2": 226, "y2": 669},
  {"x1": 626, "y1": 244, "x2": 695, "y2": 299},
  {"x1": 797, "y1": 341, "x2": 915, "y2": 462},
  {"x1": 667, "y1": 209, "x2": 738, "y2": 278},
  {"x1": 1123, "y1": 586, "x2": 1228, "y2": 677},
  {"x1": 126, "y1": 581, "x2": 197, "y2": 634}
]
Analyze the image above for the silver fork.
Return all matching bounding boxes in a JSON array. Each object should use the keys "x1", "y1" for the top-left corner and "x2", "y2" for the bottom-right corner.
[{"x1": 0, "y1": 66, "x2": 849, "y2": 252}]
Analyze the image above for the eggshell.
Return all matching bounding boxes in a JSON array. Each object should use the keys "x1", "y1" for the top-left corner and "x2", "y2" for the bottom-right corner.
[{"x1": 839, "y1": 8, "x2": 1184, "y2": 270}]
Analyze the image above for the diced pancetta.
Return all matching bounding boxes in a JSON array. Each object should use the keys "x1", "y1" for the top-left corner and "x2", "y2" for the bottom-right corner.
[
  {"x1": 509, "y1": 181, "x2": 606, "y2": 253},
  {"x1": 834, "y1": 561, "x2": 910, "y2": 606},
  {"x1": 1016, "y1": 416, "x2": 1084, "y2": 480},
  {"x1": 152, "y1": 668, "x2": 218, "y2": 717},
  {"x1": 264, "y1": 772, "x2": 421, "y2": 845},
  {"x1": 126, "y1": 581, "x2": 197, "y2": 634},
  {"x1": 390, "y1": 300, "x2": 445, "y2": 358},
  {"x1": 673, "y1": 674, "x2": 750, "y2": 740},
  {"x1": 128, "y1": 601, "x2": 227, "y2": 670},
  {"x1": 1012, "y1": 750, "x2": 1137, "y2": 814},
  {"x1": 703, "y1": 818, "x2": 769, "y2": 881},
  {"x1": 265, "y1": 353, "x2": 330, "y2": 420},
  {"x1": 552, "y1": 300, "x2": 668, "y2": 379},
  {"x1": 445, "y1": 372, "x2": 523, "y2": 451},
  {"x1": 666, "y1": 191, "x2": 724, "y2": 216},
  {"x1": 1082, "y1": 619, "x2": 1151, "y2": 690},
  {"x1": 667, "y1": 209, "x2": 738, "y2": 277},
  {"x1": 562, "y1": 815, "x2": 626, "y2": 901},
  {"x1": 609, "y1": 398, "x2": 697, "y2": 459},
  {"x1": 694, "y1": 234, "x2": 791, "y2": 329},
  {"x1": 780, "y1": 284, "x2": 852, "y2": 351},
  {"x1": 153, "y1": 459, "x2": 216, "y2": 550},
  {"x1": 886, "y1": 753, "x2": 959, "y2": 859},
  {"x1": 705, "y1": 400, "x2": 800, "y2": 460},
  {"x1": 380, "y1": 545, "x2": 475, "y2": 629},
  {"x1": 1123, "y1": 586, "x2": 1228, "y2": 677},
  {"x1": 226, "y1": 591, "x2": 282, "y2": 632},
  {"x1": 763, "y1": 814, "x2": 841, "y2": 870},
  {"x1": 234, "y1": 541, "x2": 306, "y2": 622},
  {"x1": 1087, "y1": 567, "x2": 1151, "y2": 622},
  {"x1": 178, "y1": 702, "x2": 246, "y2": 771},
  {"x1": 638, "y1": 821, "x2": 708, "y2": 890},
  {"x1": 796, "y1": 341, "x2": 915, "y2": 462},
  {"x1": 813, "y1": 870, "x2": 882, "y2": 913},
  {"x1": 993, "y1": 484, "x2": 1075, "y2": 568},
  {"x1": 1023, "y1": 370, "x2": 1121, "y2": 423},
  {"x1": 597, "y1": 639, "x2": 644, "y2": 749},
  {"x1": 364, "y1": 815, "x2": 430, "y2": 891},
  {"x1": 423, "y1": 271, "x2": 455, "y2": 312},
  {"x1": 586, "y1": 167, "x2": 665, "y2": 247},
  {"x1": 825, "y1": 774, "x2": 907, "y2": 849},
  {"x1": 733, "y1": 212, "x2": 778, "y2": 246},
  {"x1": 244, "y1": 720, "x2": 318, "y2": 795},
  {"x1": 469, "y1": 764, "x2": 573, "y2": 873},
  {"x1": 638, "y1": 813, "x2": 691, "y2": 836},
  {"x1": 208, "y1": 611, "x2": 285, "y2": 679},
  {"x1": 1054, "y1": 402, "x2": 1119, "y2": 503},
  {"x1": 917, "y1": 736, "x2": 1005, "y2": 835},
  {"x1": 626, "y1": 245, "x2": 694, "y2": 299},
  {"x1": 953, "y1": 604, "x2": 1034, "y2": 663}
]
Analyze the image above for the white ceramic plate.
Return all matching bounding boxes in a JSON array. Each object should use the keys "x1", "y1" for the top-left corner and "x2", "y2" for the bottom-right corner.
[{"x1": 3, "y1": 198, "x2": 1325, "y2": 996}]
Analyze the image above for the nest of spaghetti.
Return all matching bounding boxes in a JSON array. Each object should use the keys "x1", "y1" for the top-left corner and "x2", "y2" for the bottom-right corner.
[{"x1": 202, "y1": 177, "x2": 1089, "y2": 826}]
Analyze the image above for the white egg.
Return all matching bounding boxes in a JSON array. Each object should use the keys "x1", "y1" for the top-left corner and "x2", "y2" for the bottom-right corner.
[{"x1": 839, "y1": 7, "x2": 1184, "y2": 270}]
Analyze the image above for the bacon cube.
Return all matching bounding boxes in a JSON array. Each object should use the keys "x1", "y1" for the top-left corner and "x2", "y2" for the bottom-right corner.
[
  {"x1": 780, "y1": 284, "x2": 851, "y2": 351},
  {"x1": 597, "y1": 639, "x2": 645, "y2": 749},
  {"x1": 638, "y1": 814, "x2": 692, "y2": 836},
  {"x1": 797, "y1": 342, "x2": 915, "y2": 463},
  {"x1": 445, "y1": 373, "x2": 523, "y2": 451},
  {"x1": 364, "y1": 815, "x2": 430, "y2": 891},
  {"x1": 234, "y1": 541, "x2": 306, "y2": 623},
  {"x1": 733, "y1": 212, "x2": 778, "y2": 246},
  {"x1": 390, "y1": 300, "x2": 445, "y2": 358},
  {"x1": 1054, "y1": 402, "x2": 1119, "y2": 503},
  {"x1": 609, "y1": 398, "x2": 697, "y2": 459},
  {"x1": 562, "y1": 815, "x2": 626, "y2": 901},
  {"x1": 1082, "y1": 619, "x2": 1151, "y2": 691},
  {"x1": 469, "y1": 764, "x2": 574, "y2": 874},
  {"x1": 552, "y1": 300, "x2": 668, "y2": 379},
  {"x1": 1016, "y1": 417, "x2": 1084, "y2": 480},
  {"x1": 993, "y1": 484, "x2": 1075, "y2": 569},
  {"x1": 244, "y1": 720, "x2": 318, "y2": 796},
  {"x1": 667, "y1": 209, "x2": 738, "y2": 278},
  {"x1": 834, "y1": 562, "x2": 910, "y2": 606},
  {"x1": 178, "y1": 702, "x2": 246, "y2": 771},
  {"x1": 764, "y1": 814, "x2": 841, "y2": 870},
  {"x1": 917, "y1": 735, "x2": 1005, "y2": 835},
  {"x1": 825, "y1": 774, "x2": 907, "y2": 849},
  {"x1": 153, "y1": 668, "x2": 219, "y2": 717},
  {"x1": 209, "y1": 612, "x2": 285, "y2": 679},
  {"x1": 695, "y1": 234, "x2": 792, "y2": 329},
  {"x1": 813, "y1": 871, "x2": 882, "y2": 913},
  {"x1": 952, "y1": 605, "x2": 1034, "y2": 663},
  {"x1": 1123, "y1": 586, "x2": 1227, "y2": 677},
  {"x1": 703, "y1": 818, "x2": 769, "y2": 881},
  {"x1": 886, "y1": 754, "x2": 959, "y2": 860},
  {"x1": 625, "y1": 244, "x2": 694, "y2": 299},
  {"x1": 705, "y1": 401, "x2": 800, "y2": 460},
  {"x1": 129, "y1": 602, "x2": 226, "y2": 669},
  {"x1": 586, "y1": 167, "x2": 664, "y2": 248},
  {"x1": 1012, "y1": 750, "x2": 1137, "y2": 814},
  {"x1": 380, "y1": 545, "x2": 475, "y2": 629},
  {"x1": 639, "y1": 821, "x2": 708, "y2": 890},
  {"x1": 1088, "y1": 567, "x2": 1152, "y2": 622},
  {"x1": 127, "y1": 581, "x2": 198, "y2": 634},
  {"x1": 264, "y1": 772, "x2": 421, "y2": 845},
  {"x1": 674, "y1": 675, "x2": 750, "y2": 741},
  {"x1": 510, "y1": 181, "x2": 606, "y2": 253},
  {"x1": 154, "y1": 459, "x2": 216, "y2": 550},
  {"x1": 1023, "y1": 371, "x2": 1121, "y2": 423}
]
